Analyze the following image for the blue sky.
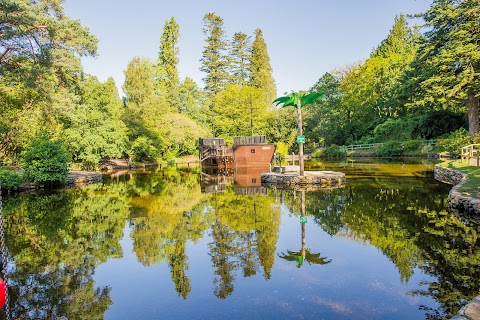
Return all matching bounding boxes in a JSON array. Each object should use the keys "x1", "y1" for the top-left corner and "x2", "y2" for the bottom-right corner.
[{"x1": 63, "y1": 0, "x2": 431, "y2": 96}]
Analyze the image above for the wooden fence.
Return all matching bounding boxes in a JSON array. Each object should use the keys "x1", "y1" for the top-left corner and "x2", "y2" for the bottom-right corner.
[
  {"x1": 461, "y1": 144, "x2": 480, "y2": 167},
  {"x1": 344, "y1": 140, "x2": 437, "y2": 152}
]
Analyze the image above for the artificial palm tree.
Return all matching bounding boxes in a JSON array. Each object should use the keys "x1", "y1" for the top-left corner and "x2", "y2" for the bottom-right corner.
[{"x1": 273, "y1": 92, "x2": 323, "y2": 176}]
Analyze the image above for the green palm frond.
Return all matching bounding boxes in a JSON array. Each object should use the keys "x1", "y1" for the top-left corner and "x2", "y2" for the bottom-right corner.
[{"x1": 273, "y1": 92, "x2": 323, "y2": 108}]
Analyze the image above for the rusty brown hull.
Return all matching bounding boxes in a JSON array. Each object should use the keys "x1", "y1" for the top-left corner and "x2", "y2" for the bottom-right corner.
[{"x1": 233, "y1": 144, "x2": 276, "y2": 167}]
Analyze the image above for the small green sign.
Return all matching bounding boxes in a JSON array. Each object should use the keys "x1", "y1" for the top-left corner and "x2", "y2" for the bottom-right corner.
[
  {"x1": 300, "y1": 216, "x2": 307, "y2": 224},
  {"x1": 297, "y1": 135, "x2": 305, "y2": 143}
]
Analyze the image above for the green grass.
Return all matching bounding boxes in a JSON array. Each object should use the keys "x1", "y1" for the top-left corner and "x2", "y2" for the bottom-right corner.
[{"x1": 439, "y1": 159, "x2": 480, "y2": 196}]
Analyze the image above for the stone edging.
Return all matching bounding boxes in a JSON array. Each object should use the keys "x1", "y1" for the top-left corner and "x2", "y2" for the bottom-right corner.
[
  {"x1": 434, "y1": 165, "x2": 480, "y2": 319},
  {"x1": 434, "y1": 165, "x2": 480, "y2": 215},
  {"x1": 450, "y1": 296, "x2": 480, "y2": 320},
  {"x1": 261, "y1": 171, "x2": 345, "y2": 188}
]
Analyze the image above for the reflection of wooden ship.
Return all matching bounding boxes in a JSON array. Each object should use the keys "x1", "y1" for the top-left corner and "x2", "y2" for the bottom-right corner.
[
  {"x1": 234, "y1": 166, "x2": 269, "y2": 195},
  {"x1": 199, "y1": 135, "x2": 276, "y2": 169},
  {"x1": 199, "y1": 138, "x2": 234, "y2": 169},
  {"x1": 199, "y1": 166, "x2": 234, "y2": 194}
]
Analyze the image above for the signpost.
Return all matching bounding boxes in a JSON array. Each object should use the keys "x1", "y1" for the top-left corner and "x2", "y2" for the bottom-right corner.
[{"x1": 297, "y1": 135, "x2": 305, "y2": 144}]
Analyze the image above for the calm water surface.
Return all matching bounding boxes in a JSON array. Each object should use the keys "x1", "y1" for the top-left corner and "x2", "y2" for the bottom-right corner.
[{"x1": 1, "y1": 159, "x2": 479, "y2": 319}]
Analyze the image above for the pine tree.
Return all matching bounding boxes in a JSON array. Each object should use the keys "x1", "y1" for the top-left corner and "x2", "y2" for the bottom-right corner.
[
  {"x1": 249, "y1": 29, "x2": 276, "y2": 104},
  {"x1": 229, "y1": 32, "x2": 251, "y2": 85},
  {"x1": 157, "y1": 17, "x2": 180, "y2": 107},
  {"x1": 200, "y1": 13, "x2": 230, "y2": 98},
  {"x1": 417, "y1": 0, "x2": 480, "y2": 135}
]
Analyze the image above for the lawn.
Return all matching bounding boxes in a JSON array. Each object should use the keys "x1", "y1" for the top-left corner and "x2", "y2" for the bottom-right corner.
[{"x1": 440, "y1": 159, "x2": 480, "y2": 197}]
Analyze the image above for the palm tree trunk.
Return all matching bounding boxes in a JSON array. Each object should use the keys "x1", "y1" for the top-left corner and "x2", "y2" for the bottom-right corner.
[{"x1": 297, "y1": 100, "x2": 304, "y2": 176}]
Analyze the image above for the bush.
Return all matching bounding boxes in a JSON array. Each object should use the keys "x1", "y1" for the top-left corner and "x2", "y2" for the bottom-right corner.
[
  {"x1": 403, "y1": 140, "x2": 422, "y2": 152},
  {"x1": 0, "y1": 167, "x2": 23, "y2": 191},
  {"x1": 437, "y1": 128, "x2": 471, "y2": 158},
  {"x1": 377, "y1": 141, "x2": 403, "y2": 157},
  {"x1": 23, "y1": 133, "x2": 70, "y2": 186},
  {"x1": 372, "y1": 118, "x2": 413, "y2": 142},
  {"x1": 315, "y1": 145, "x2": 347, "y2": 158}
]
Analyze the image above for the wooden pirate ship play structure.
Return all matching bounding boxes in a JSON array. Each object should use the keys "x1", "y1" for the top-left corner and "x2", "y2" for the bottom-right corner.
[{"x1": 199, "y1": 135, "x2": 276, "y2": 170}]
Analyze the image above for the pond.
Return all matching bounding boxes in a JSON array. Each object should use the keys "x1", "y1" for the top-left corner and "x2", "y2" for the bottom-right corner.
[{"x1": 1, "y1": 159, "x2": 479, "y2": 319}]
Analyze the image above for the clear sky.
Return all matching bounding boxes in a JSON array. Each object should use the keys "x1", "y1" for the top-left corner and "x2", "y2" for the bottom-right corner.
[{"x1": 63, "y1": 0, "x2": 431, "y2": 96}]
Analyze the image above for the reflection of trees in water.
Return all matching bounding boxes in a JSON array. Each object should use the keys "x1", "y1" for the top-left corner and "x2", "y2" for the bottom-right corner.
[
  {"x1": 281, "y1": 178, "x2": 479, "y2": 319},
  {"x1": 412, "y1": 210, "x2": 480, "y2": 319},
  {"x1": 2, "y1": 183, "x2": 129, "y2": 319},
  {"x1": 207, "y1": 185, "x2": 280, "y2": 298},
  {"x1": 127, "y1": 169, "x2": 208, "y2": 299}
]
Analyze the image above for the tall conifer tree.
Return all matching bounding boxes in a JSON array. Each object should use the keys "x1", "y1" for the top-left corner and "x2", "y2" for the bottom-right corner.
[
  {"x1": 229, "y1": 32, "x2": 251, "y2": 85},
  {"x1": 249, "y1": 29, "x2": 276, "y2": 103},
  {"x1": 157, "y1": 17, "x2": 180, "y2": 108},
  {"x1": 417, "y1": 0, "x2": 480, "y2": 135},
  {"x1": 200, "y1": 13, "x2": 230, "y2": 98}
]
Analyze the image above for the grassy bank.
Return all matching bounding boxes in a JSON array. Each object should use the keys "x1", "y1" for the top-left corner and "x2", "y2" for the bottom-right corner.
[{"x1": 439, "y1": 160, "x2": 480, "y2": 197}]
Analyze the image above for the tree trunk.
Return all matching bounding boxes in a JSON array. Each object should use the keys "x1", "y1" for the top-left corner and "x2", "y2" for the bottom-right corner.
[
  {"x1": 297, "y1": 100, "x2": 304, "y2": 176},
  {"x1": 467, "y1": 91, "x2": 479, "y2": 136}
]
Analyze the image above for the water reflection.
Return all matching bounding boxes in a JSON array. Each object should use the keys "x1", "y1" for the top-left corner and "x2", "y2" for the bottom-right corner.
[
  {"x1": 278, "y1": 190, "x2": 332, "y2": 268},
  {"x1": 0, "y1": 162, "x2": 479, "y2": 319}
]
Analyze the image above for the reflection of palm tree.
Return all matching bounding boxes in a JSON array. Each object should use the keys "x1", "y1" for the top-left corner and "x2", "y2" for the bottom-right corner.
[
  {"x1": 279, "y1": 190, "x2": 332, "y2": 268},
  {"x1": 278, "y1": 249, "x2": 332, "y2": 268}
]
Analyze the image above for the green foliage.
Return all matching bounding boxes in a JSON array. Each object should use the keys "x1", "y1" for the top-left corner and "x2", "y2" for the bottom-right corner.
[
  {"x1": 0, "y1": 0, "x2": 97, "y2": 163},
  {"x1": 212, "y1": 84, "x2": 270, "y2": 142},
  {"x1": 377, "y1": 141, "x2": 403, "y2": 157},
  {"x1": 249, "y1": 29, "x2": 276, "y2": 103},
  {"x1": 157, "y1": 17, "x2": 181, "y2": 109},
  {"x1": 130, "y1": 136, "x2": 159, "y2": 161},
  {"x1": 200, "y1": 13, "x2": 230, "y2": 97},
  {"x1": 229, "y1": 32, "x2": 251, "y2": 85},
  {"x1": 415, "y1": 0, "x2": 480, "y2": 135},
  {"x1": 22, "y1": 133, "x2": 70, "y2": 186},
  {"x1": 372, "y1": 118, "x2": 413, "y2": 142},
  {"x1": 402, "y1": 140, "x2": 422, "y2": 152},
  {"x1": 123, "y1": 57, "x2": 156, "y2": 106},
  {"x1": 312, "y1": 145, "x2": 347, "y2": 158},
  {"x1": 307, "y1": 72, "x2": 342, "y2": 146},
  {"x1": 154, "y1": 113, "x2": 207, "y2": 157},
  {"x1": 0, "y1": 167, "x2": 23, "y2": 191},
  {"x1": 63, "y1": 76, "x2": 128, "y2": 169},
  {"x1": 437, "y1": 128, "x2": 471, "y2": 158},
  {"x1": 411, "y1": 110, "x2": 466, "y2": 139},
  {"x1": 273, "y1": 92, "x2": 323, "y2": 109}
]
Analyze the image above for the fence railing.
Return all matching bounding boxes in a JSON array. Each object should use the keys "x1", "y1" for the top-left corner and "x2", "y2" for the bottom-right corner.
[
  {"x1": 344, "y1": 140, "x2": 437, "y2": 152},
  {"x1": 345, "y1": 143, "x2": 384, "y2": 151},
  {"x1": 461, "y1": 144, "x2": 480, "y2": 166}
]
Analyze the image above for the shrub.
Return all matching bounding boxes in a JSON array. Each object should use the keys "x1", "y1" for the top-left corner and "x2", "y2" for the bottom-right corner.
[
  {"x1": 437, "y1": 128, "x2": 471, "y2": 158},
  {"x1": 275, "y1": 142, "x2": 289, "y2": 164},
  {"x1": 318, "y1": 145, "x2": 347, "y2": 158},
  {"x1": 23, "y1": 133, "x2": 70, "y2": 186},
  {"x1": 311, "y1": 149, "x2": 323, "y2": 158},
  {"x1": 403, "y1": 140, "x2": 422, "y2": 152},
  {"x1": 377, "y1": 141, "x2": 403, "y2": 157},
  {"x1": 372, "y1": 118, "x2": 413, "y2": 142},
  {"x1": 0, "y1": 167, "x2": 23, "y2": 191}
]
